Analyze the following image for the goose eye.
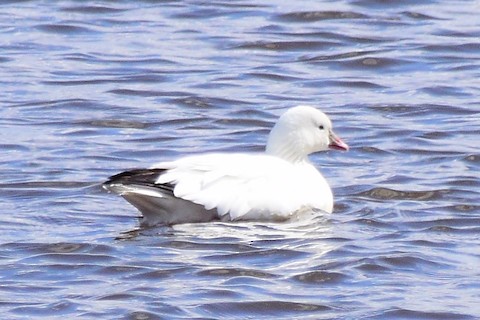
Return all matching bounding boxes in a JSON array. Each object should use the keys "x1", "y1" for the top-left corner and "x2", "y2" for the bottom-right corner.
[{"x1": 318, "y1": 125, "x2": 324, "y2": 130}]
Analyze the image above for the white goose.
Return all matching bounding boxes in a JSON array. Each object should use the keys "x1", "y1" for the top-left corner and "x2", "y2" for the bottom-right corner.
[{"x1": 103, "y1": 105, "x2": 348, "y2": 226}]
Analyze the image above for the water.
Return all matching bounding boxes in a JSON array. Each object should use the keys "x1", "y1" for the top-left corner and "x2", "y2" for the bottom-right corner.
[{"x1": 1, "y1": 1, "x2": 479, "y2": 319}]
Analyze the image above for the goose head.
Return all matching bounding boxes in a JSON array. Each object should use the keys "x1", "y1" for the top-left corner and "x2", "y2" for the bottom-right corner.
[{"x1": 266, "y1": 105, "x2": 348, "y2": 162}]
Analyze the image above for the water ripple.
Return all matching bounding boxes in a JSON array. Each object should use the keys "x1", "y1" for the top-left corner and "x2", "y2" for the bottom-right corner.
[{"x1": 278, "y1": 11, "x2": 369, "y2": 22}]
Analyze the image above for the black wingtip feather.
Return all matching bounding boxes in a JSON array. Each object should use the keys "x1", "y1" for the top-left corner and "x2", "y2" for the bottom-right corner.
[{"x1": 104, "y1": 168, "x2": 175, "y2": 193}]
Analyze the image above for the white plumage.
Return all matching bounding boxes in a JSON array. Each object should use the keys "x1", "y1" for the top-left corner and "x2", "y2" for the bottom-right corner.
[{"x1": 103, "y1": 105, "x2": 348, "y2": 226}]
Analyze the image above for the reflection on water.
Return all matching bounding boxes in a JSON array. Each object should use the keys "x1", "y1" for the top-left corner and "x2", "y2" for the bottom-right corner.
[{"x1": 1, "y1": 0, "x2": 479, "y2": 319}]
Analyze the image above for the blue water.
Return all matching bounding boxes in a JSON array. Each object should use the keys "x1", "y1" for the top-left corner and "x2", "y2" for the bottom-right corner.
[{"x1": 1, "y1": 1, "x2": 479, "y2": 319}]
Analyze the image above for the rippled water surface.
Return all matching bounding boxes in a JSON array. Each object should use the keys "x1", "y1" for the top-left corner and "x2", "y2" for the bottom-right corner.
[{"x1": 1, "y1": 1, "x2": 479, "y2": 319}]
